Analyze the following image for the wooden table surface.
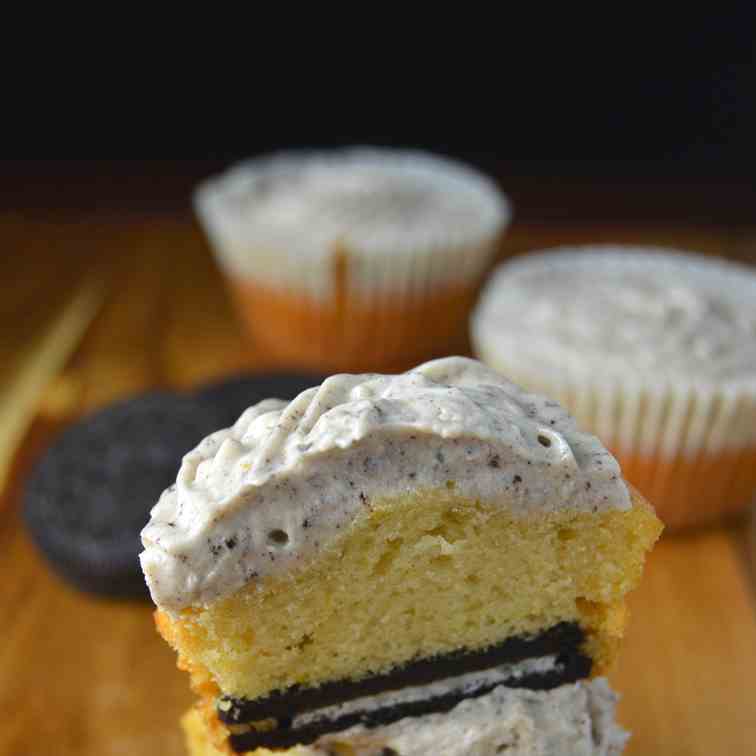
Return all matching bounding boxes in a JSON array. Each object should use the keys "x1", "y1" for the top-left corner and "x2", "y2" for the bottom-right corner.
[{"x1": 2, "y1": 213, "x2": 756, "y2": 756}]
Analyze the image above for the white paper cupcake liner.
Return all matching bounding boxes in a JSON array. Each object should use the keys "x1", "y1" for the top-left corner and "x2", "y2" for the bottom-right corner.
[{"x1": 472, "y1": 246, "x2": 756, "y2": 528}]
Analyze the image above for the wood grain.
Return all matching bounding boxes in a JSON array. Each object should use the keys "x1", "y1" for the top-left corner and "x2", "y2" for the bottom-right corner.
[
  {"x1": 0, "y1": 514, "x2": 192, "y2": 756},
  {"x1": 0, "y1": 279, "x2": 104, "y2": 490},
  {"x1": 611, "y1": 527, "x2": 756, "y2": 755},
  {"x1": 2, "y1": 214, "x2": 756, "y2": 756}
]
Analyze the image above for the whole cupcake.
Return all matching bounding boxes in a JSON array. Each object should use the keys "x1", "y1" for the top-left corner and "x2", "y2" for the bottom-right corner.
[
  {"x1": 471, "y1": 245, "x2": 756, "y2": 530},
  {"x1": 194, "y1": 148, "x2": 511, "y2": 372}
]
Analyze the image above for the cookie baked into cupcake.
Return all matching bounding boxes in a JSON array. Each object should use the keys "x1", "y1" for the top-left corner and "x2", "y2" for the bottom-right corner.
[
  {"x1": 194, "y1": 149, "x2": 510, "y2": 373},
  {"x1": 472, "y1": 245, "x2": 756, "y2": 530},
  {"x1": 141, "y1": 357, "x2": 660, "y2": 754},
  {"x1": 181, "y1": 679, "x2": 628, "y2": 756}
]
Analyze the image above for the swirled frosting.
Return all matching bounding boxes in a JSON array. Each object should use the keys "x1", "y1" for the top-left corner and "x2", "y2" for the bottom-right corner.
[
  {"x1": 472, "y1": 247, "x2": 756, "y2": 387},
  {"x1": 140, "y1": 357, "x2": 628, "y2": 612}
]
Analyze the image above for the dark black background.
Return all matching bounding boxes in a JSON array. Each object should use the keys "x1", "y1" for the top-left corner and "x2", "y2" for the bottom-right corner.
[{"x1": 4, "y1": 15, "x2": 755, "y2": 224}]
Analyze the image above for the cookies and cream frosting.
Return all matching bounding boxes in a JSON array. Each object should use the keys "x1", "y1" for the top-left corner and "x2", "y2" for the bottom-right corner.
[
  {"x1": 472, "y1": 247, "x2": 756, "y2": 387},
  {"x1": 194, "y1": 149, "x2": 510, "y2": 298},
  {"x1": 140, "y1": 357, "x2": 629, "y2": 612}
]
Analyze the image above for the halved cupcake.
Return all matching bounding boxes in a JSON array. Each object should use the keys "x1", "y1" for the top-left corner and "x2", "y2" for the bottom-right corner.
[{"x1": 141, "y1": 357, "x2": 660, "y2": 754}]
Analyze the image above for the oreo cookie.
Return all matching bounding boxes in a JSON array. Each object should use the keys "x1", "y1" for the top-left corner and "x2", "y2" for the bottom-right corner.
[
  {"x1": 24, "y1": 393, "x2": 220, "y2": 599},
  {"x1": 24, "y1": 373, "x2": 327, "y2": 600},
  {"x1": 196, "y1": 373, "x2": 326, "y2": 428}
]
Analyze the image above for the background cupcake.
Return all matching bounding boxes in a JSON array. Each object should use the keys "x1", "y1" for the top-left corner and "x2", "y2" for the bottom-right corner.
[
  {"x1": 471, "y1": 246, "x2": 756, "y2": 530},
  {"x1": 194, "y1": 148, "x2": 511, "y2": 373}
]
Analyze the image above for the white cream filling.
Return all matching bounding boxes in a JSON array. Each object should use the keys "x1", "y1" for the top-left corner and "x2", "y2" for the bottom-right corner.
[{"x1": 293, "y1": 656, "x2": 560, "y2": 729}]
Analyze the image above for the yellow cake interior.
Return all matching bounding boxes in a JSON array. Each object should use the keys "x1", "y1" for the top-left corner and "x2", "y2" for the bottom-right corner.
[{"x1": 157, "y1": 483, "x2": 660, "y2": 712}]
